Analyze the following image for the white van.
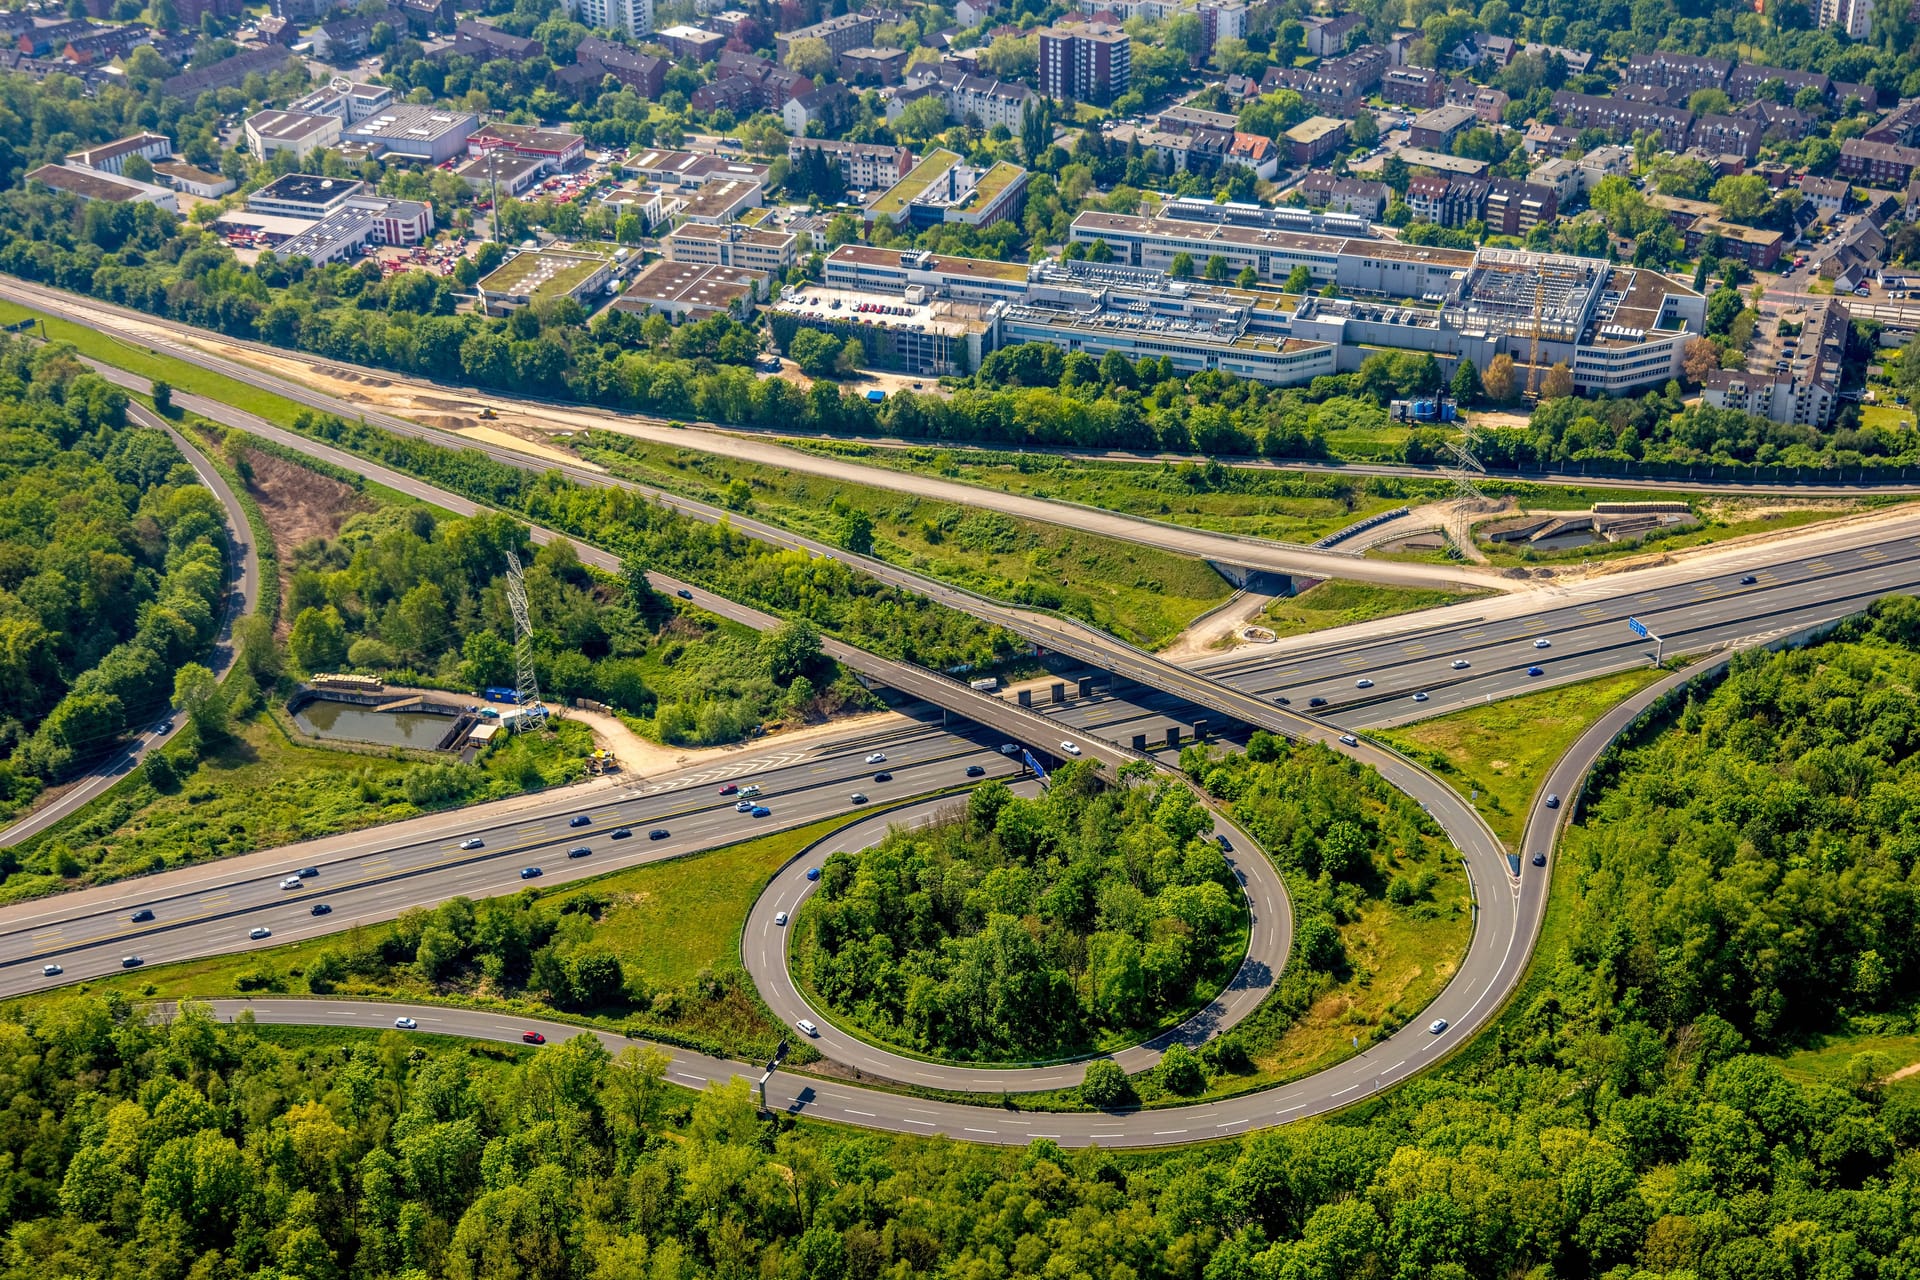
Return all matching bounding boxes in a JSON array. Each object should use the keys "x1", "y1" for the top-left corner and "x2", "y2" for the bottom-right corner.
[{"x1": 796, "y1": 1019, "x2": 819, "y2": 1037}]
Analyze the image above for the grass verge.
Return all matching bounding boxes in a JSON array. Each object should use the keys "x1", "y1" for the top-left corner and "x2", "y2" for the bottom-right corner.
[
  {"x1": 1375, "y1": 667, "x2": 1667, "y2": 849},
  {"x1": 1262, "y1": 580, "x2": 1489, "y2": 639},
  {"x1": 579, "y1": 433, "x2": 1234, "y2": 650}
]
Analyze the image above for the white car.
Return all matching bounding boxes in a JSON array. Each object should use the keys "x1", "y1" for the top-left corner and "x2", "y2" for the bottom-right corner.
[
  {"x1": 865, "y1": 752, "x2": 886, "y2": 764},
  {"x1": 1451, "y1": 659, "x2": 1470, "y2": 669},
  {"x1": 774, "y1": 911, "x2": 788, "y2": 926},
  {"x1": 460, "y1": 837, "x2": 484, "y2": 850},
  {"x1": 1412, "y1": 692, "x2": 1429, "y2": 702},
  {"x1": 1533, "y1": 638, "x2": 1551, "y2": 649},
  {"x1": 1429, "y1": 1018, "x2": 1448, "y2": 1034},
  {"x1": 394, "y1": 1017, "x2": 418, "y2": 1029},
  {"x1": 249, "y1": 927, "x2": 271, "y2": 940},
  {"x1": 1356, "y1": 678, "x2": 1374, "y2": 688},
  {"x1": 279, "y1": 876, "x2": 304, "y2": 890},
  {"x1": 998, "y1": 743, "x2": 1019, "y2": 755},
  {"x1": 41, "y1": 963, "x2": 62, "y2": 977},
  {"x1": 1060, "y1": 741, "x2": 1081, "y2": 755},
  {"x1": 797, "y1": 1018, "x2": 819, "y2": 1037}
]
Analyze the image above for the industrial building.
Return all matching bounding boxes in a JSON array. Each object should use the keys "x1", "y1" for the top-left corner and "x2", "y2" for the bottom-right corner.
[
  {"x1": 245, "y1": 109, "x2": 343, "y2": 161},
  {"x1": 794, "y1": 236, "x2": 1706, "y2": 397},
  {"x1": 615, "y1": 260, "x2": 766, "y2": 322},
  {"x1": 478, "y1": 247, "x2": 616, "y2": 313}
]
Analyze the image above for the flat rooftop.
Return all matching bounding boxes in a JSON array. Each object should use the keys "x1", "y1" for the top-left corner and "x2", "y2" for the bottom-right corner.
[
  {"x1": 828, "y1": 242, "x2": 1030, "y2": 282},
  {"x1": 1071, "y1": 211, "x2": 1478, "y2": 269},
  {"x1": 247, "y1": 109, "x2": 339, "y2": 143},
  {"x1": 252, "y1": 173, "x2": 364, "y2": 205},
  {"x1": 774, "y1": 284, "x2": 989, "y2": 336},
  {"x1": 344, "y1": 105, "x2": 474, "y2": 141},
  {"x1": 479, "y1": 248, "x2": 609, "y2": 300},
  {"x1": 870, "y1": 147, "x2": 961, "y2": 217},
  {"x1": 622, "y1": 259, "x2": 763, "y2": 311},
  {"x1": 455, "y1": 151, "x2": 544, "y2": 183},
  {"x1": 26, "y1": 164, "x2": 158, "y2": 202}
]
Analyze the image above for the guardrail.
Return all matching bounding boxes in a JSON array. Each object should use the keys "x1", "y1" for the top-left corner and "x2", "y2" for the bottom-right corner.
[{"x1": 1315, "y1": 506, "x2": 1409, "y2": 549}]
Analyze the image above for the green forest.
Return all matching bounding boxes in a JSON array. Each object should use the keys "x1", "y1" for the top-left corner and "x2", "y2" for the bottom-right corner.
[
  {"x1": 0, "y1": 338, "x2": 227, "y2": 823},
  {"x1": 799, "y1": 766, "x2": 1244, "y2": 1062}
]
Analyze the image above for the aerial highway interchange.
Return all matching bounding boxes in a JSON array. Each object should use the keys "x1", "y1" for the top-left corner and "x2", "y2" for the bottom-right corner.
[{"x1": 3, "y1": 280, "x2": 1916, "y2": 1147}]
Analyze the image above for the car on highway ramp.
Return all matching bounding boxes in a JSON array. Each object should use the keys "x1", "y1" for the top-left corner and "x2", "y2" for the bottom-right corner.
[
  {"x1": 250, "y1": 927, "x2": 271, "y2": 940},
  {"x1": 1060, "y1": 741, "x2": 1081, "y2": 755},
  {"x1": 395, "y1": 1017, "x2": 417, "y2": 1029},
  {"x1": 1546, "y1": 793, "x2": 1560, "y2": 808},
  {"x1": 519, "y1": 867, "x2": 543, "y2": 879},
  {"x1": 797, "y1": 1018, "x2": 819, "y2": 1037},
  {"x1": 569, "y1": 814, "x2": 590, "y2": 827},
  {"x1": 461, "y1": 838, "x2": 484, "y2": 850},
  {"x1": 775, "y1": 911, "x2": 788, "y2": 926},
  {"x1": 1429, "y1": 1018, "x2": 1448, "y2": 1034},
  {"x1": 1339, "y1": 734, "x2": 1359, "y2": 747},
  {"x1": 806, "y1": 867, "x2": 821, "y2": 881},
  {"x1": 521, "y1": 1031, "x2": 546, "y2": 1044}
]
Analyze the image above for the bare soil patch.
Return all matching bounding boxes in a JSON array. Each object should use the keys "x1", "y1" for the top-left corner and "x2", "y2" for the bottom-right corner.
[{"x1": 242, "y1": 447, "x2": 373, "y2": 635}]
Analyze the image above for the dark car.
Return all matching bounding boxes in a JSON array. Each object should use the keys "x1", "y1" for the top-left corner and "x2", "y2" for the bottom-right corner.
[
  {"x1": 966, "y1": 764, "x2": 985, "y2": 777},
  {"x1": 131, "y1": 909, "x2": 154, "y2": 923},
  {"x1": 676, "y1": 588, "x2": 693, "y2": 599},
  {"x1": 1528, "y1": 666, "x2": 1544, "y2": 676},
  {"x1": 569, "y1": 814, "x2": 590, "y2": 827},
  {"x1": 567, "y1": 846, "x2": 591, "y2": 859},
  {"x1": 521, "y1": 1031, "x2": 546, "y2": 1044},
  {"x1": 1215, "y1": 833, "x2": 1232, "y2": 851},
  {"x1": 1308, "y1": 697, "x2": 1328, "y2": 708},
  {"x1": 1545, "y1": 793, "x2": 1560, "y2": 809},
  {"x1": 873, "y1": 771, "x2": 892, "y2": 782},
  {"x1": 648, "y1": 828, "x2": 669, "y2": 840},
  {"x1": 311, "y1": 903, "x2": 332, "y2": 916},
  {"x1": 1740, "y1": 575, "x2": 1758, "y2": 585},
  {"x1": 122, "y1": 956, "x2": 144, "y2": 968},
  {"x1": 1531, "y1": 852, "x2": 1547, "y2": 867},
  {"x1": 520, "y1": 866, "x2": 543, "y2": 879},
  {"x1": 611, "y1": 827, "x2": 632, "y2": 839},
  {"x1": 299, "y1": 867, "x2": 320, "y2": 879},
  {"x1": 1273, "y1": 695, "x2": 1290, "y2": 705}
]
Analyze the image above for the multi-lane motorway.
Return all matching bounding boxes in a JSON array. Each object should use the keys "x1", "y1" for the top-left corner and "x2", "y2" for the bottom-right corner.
[{"x1": 0, "y1": 718, "x2": 1023, "y2": 997}]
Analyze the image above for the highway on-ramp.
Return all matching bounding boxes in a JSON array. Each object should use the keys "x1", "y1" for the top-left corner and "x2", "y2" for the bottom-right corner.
[
  {"x1": 0, "y1": 403, "x2": 261, "y2": 848},
  {"x1": 742, "y1": 784, "x2": 1286, "y2": 1091}
]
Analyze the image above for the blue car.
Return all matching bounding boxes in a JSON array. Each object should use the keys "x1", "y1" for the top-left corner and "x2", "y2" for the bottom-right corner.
[
  {"x1": 806, "y1": 867, "x2": 821, "y2": 881},
  {"x1": 750, "y1": 805, "x2": 771, "y2": 817},
  {"x1": 1527, "y1": 665, "x2": 1544, "y2": 677},
  {"x1": 519, "y1": 867, "x2": 543, "y2": 879},
  {"x1": 569, "y1": 815, "x2": 590, "y2": 827}
]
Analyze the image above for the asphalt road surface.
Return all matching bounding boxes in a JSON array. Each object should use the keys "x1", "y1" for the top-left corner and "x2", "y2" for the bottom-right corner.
[
  {"x1": 743, "y1": 784, "x2": 1287, "y2": 1090},
  {"x1": 0, "y1": 404, "x2": 260, "y2": 848},
  {"x1": 0, "y1": 719, "x2": 1024, "y2": 997}
]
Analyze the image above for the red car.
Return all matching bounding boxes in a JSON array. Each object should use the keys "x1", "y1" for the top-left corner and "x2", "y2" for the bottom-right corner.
[
  {"x1": 521, "y1": 1031, "x2": 546, "y2": 1045},
  {"x1": 718, "y1": 783, "x2": 739, "y2": 795}
]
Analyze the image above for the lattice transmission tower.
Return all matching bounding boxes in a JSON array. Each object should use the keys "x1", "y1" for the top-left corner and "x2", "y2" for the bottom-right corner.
[{"x1": 504, "y1": 550, "x2": 549, "y2": 731}]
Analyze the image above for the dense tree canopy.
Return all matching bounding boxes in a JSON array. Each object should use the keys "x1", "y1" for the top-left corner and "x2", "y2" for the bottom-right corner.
[
  {"x1": 803, "y1": 763, "x2": 1243, "y2": 1059},
  {"x1": 0, "y1": 338, "x2": 224, "y2": 817}
]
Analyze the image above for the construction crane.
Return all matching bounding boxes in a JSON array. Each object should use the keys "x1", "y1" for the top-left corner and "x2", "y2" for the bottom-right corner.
[{"x1": 1526, "y1": 273, "x2": 1545, "y2": 400}]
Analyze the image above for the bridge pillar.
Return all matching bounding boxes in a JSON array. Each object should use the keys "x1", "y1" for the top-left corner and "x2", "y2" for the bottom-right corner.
[
  {"x1": 1193, "y1": 719, "x2": 1208, "y2": 741},
  {"x1": 1077, "y1": 676, "x2": 1094, "y2": 698},
  {"x1": 1050, "y1": 682, "x2": 1066, "y2": 704},
  {"x1": 1018, "y1": 689, "x2": 1032, "y2": 707},
  {"x1": 1132, "y1": 733, "x2": 1148, "y2": 751},
  {"x1": 1166, "y1": 725, "x2": 1181, "y2": 747}
]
